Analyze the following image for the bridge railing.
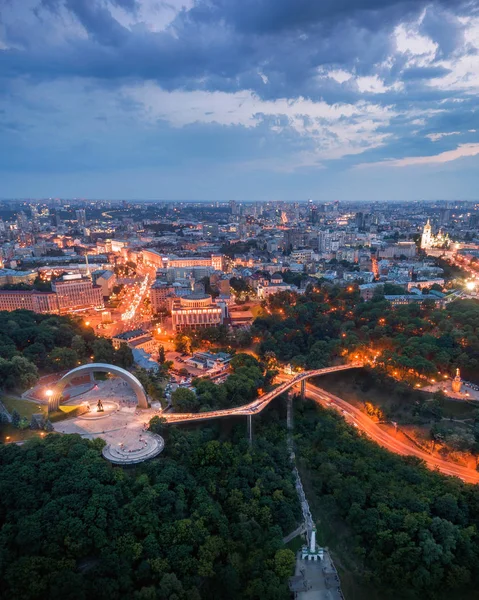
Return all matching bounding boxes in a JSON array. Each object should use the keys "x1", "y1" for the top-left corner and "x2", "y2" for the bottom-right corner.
[{"x1": 166, "y1": 362, "x2": 364, "y2": 422}]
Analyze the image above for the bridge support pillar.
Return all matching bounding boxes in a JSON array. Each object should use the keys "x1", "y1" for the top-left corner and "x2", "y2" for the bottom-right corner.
[
  {"x1": 287, "y1": 394, "x2": 293, "y2": 431},
  {"x1": 247, "y1": 414, "x2": 253, "y2": 445},
  {"x1": 301, "y1": 379, "x2": 306, "y2": 400}
]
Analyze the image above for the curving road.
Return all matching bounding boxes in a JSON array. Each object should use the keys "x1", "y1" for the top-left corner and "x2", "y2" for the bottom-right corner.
[
  {"x1": 304, "y1": 381, "x2": 479, "y2": 485},
  {"x1": 163, "y1": 363, "x2": 479, "y2": 484}
]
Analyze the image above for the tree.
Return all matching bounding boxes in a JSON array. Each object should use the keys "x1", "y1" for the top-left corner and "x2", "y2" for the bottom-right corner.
[
  {"x1": 0, "y1": 356, "x2": 39, "y2": 390},
  {"x1": 92, "y1": 338, "x2": 116, "y2": 364},
  {"x1": 274, "y1": 549, "x2": 296, "y2": 579},
  {"x1": 171, "y1": 387, "x2": 199, "y2": 412},
  {"x1": 175, "y1": 334, "x2": 192, "y2": 355},
  {"x1": 158, "y1": 345, "x2": 166, "y2": 364},
  {"x1": 48, "y1": 347, "x2": 79, "y2": 371},
  {"x1": 149, "y1": 415, "x2": 168, "y2": 435},
  {"x1": 10, "y1": 409, "x2": 20, "y2": 427},
  {"x1": 115, "y1": 343, "x2": 134, "y2": 368},
  {"x1": 0, "y1": 422, "x2": 301, "y2": 600},
  {"x1": 23, "y1": 342, "x2": 47, "y2": 368},
  {"x1": 71, "y1": 335, "x2": 87, "y2": 358}
]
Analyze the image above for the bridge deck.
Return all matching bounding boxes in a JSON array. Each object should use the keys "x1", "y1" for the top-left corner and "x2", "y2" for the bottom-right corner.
[{"x1": 164, "y1": 363, "x2": 363, "y2": 423}]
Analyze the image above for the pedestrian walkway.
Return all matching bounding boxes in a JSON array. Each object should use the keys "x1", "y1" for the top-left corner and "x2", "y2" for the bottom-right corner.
[
  {"x1": 293, "y1": 550, "x2": 344, "y2": 600},
  {"x1": 52, "y1": 379, "x2": 165, "y2": 465},
  {"x1": 287, "y1": 393, "x2": 346, "y2": 599}
]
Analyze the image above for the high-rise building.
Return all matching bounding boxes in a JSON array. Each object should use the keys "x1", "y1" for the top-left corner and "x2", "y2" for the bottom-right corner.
[
  {"x1": 229, "y1": 200, "x2": 238, "y2": 216},
  {"x1": 16, "y1": 211, "x2": 29, "y2": 232},
  {"x1": 355, "y1": 212, "x2": 366, "y2": 230},
  {"x1": 76, "y1": 209, "x2": 87, "y2": 227},
  {"x1": 150, "y1": 281, "x2": 177, "y2": 313}
]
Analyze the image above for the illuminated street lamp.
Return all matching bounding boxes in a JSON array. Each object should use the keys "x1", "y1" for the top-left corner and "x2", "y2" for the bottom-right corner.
[
  {"x1": 45, "y1": 389, "x2": 54, "y2": 416},
  {"x1": 466, "y1": 281, "x2": 476, "y2": 291}
]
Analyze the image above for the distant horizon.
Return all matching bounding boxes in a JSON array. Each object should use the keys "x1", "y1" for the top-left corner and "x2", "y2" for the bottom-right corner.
[{"x1": 1, "y1": 198, "x2": 477, "y2": 205}]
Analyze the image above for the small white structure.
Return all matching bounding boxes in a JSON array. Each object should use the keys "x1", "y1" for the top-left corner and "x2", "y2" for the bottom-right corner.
[{"x1": 301, "y1": 526, "x2": 324, "y2": 561}]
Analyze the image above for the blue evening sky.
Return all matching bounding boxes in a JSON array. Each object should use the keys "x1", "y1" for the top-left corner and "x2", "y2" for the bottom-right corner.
[{"x1": 1, "y1": 0, "x2": 479, "y2": 200}]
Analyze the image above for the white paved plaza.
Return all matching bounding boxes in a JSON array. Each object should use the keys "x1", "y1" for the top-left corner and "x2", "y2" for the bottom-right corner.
[
  {"x1": 53, "y1": 378, "x2": 165, "y2": 464},
  {"x1": 422, "y1": 379, "x2": 479, "y2": 401}
]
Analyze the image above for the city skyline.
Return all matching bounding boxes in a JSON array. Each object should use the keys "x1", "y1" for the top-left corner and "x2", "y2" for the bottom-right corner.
[{"x1": 1, "y1": 0, "x2": 479, "y2": 200}]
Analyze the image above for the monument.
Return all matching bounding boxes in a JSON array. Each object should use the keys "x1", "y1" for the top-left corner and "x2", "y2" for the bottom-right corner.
[
  {"x1": 452, "y1": 368, "x2": 462, "y2": 394},
  {"x1": 301, "y1": 526, "x2": 324, "y2": 561}
]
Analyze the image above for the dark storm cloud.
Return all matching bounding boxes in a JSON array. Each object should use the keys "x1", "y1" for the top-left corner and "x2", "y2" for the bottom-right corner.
[
  {"x1": 1, "y1": 0, "x2": 479, "y2": 199},
  {"x1": 0, "y1": 0, "x2": 472, "y2": 99},
  {"x1": 187, "y1": 0, "x2": 470, "y2": 34}
]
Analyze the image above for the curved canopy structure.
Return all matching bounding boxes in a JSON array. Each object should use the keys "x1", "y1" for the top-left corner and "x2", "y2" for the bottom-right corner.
[{"x1": 52, "y1": 363, "x2": 148, "y2": 409}]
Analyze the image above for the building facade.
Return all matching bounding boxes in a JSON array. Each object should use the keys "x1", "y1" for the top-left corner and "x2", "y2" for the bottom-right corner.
[
  {"x1": 0, "y1": 290, "x2": 59, "y2": 313},
  {"x1": 51, "y1": 274, "x2": 103, "y2": 312},
  {"x1": 112, "y1": 329, "x2": 157, "y2": 353},
  {"x1": 171, "y1": 293, "x2": 223, "y2": 331}
]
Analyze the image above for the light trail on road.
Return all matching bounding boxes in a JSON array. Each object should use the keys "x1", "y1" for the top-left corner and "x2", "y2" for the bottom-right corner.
[
  {"x1": 305, "y1": 382, "x2": 479, "y2": 484},
  {"x1": 163, "y1": 363, "x2": 479, "y2": 484},
  {"x1": 121, "y1": 274, "x2": 149, "y2": 321}
]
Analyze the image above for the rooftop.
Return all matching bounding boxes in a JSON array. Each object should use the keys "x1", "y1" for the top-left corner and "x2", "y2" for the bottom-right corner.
[{"x1": 114, "y1": 329, "x2": 148, "y2": 340}]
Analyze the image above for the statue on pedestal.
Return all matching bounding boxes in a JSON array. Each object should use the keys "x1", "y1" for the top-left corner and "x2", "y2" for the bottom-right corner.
[{"x1": 451, "y1": 368, "x2": 462, "y2": 394}]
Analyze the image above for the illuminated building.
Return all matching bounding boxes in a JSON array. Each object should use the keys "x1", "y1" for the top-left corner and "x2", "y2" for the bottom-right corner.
[
  {"x1": 150, "y1": 281, "x2": 193, "y2": 313},
  {"x1": 257, "y1": 273, "x2": 298, "y2": 299},
  {"x1": 150, "y1": 282, "x2": 177, "y2": 313},
  {"x1": 171, "y1": 293, "x2": 224, "y2": 331},
  {"x1": 421, "y1": 219, "x2": 450, "y2": 250},
  {"x1": 92, "y1": 269, "x2": 116, "y2": 298},
  {"x1": 142, "y1": 250, "x2": 225, "y2": 272},
  {"x1": 0, "y1": 290, "x2": 59, "y2": 313},
  {"x1": 112, "y1": 329, "x2": 157, "y2": 353},
  {"x1": 406, "y1": 278, "x2": 444, "y2": 291},
  {"x1": 379, "y1": 242, "x2": 417, "y2": 259},
  {"x1": 51, "y1": 274, "x2": 103, "y2": 312}
]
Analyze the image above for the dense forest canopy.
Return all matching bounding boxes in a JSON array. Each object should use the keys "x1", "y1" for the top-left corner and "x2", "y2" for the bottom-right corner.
[
  {"x1": 0, "y1": 418, "x2": 300, "y2": 600},
  {"x1": 171, "y1": 354, "x2": 275, "y2": 413},
  {"x1": 252, "y1": 285, "x2": 479, "y2": 382}
]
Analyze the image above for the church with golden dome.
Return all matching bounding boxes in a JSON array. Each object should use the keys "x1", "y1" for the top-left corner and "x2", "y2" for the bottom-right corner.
[{"x1": 421, "y1": 219, "x2": 450, "y2": 250}]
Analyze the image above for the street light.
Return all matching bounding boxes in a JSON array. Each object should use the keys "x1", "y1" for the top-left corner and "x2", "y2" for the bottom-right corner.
[{"x1": 45, "y1": 389, "x2": 54, "y2": 416}]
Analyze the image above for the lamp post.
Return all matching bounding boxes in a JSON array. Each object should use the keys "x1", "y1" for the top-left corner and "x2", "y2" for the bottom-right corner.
[{"x1": 45, "y1": 389, "x2": 53, "y2": 416}]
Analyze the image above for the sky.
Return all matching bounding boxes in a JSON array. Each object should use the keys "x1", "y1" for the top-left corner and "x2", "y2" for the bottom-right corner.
[{"x1": 1, "y1": 0, "x2": 479, "y2": 201}]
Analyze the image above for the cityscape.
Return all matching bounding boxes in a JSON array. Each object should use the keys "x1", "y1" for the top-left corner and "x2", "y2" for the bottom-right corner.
[{"x1": 2, "y1": 1, "x2": 479, "y2": 600}]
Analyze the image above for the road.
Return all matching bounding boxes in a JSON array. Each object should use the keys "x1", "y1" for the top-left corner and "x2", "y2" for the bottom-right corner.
[
  {"x1": 163, "y1": 363, "x2": 479, "y2": 484},
  {"x1": 304, "y1": 382, "x2": 479, "y2": 485}
]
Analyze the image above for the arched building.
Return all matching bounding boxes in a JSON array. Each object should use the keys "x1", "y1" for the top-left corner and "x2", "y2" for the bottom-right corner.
[{"x1": 49, "y1": 363, "x2": 149, "y2": 410}]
